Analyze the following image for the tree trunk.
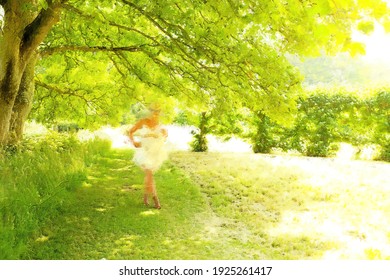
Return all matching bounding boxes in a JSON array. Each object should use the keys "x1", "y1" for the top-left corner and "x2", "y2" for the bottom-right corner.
[
  {"x1": 0, "y1": 2, "x2": 30, "y2": 145},
  {"x1": 0, "y1": 48, "x2": 24, "y2": 146},
  {"x1": 8, "y1": 52, "x2": 39, "y2": 144},
  {"x1": 0, "y1": 1, "x2": 62, "y2": 146}
]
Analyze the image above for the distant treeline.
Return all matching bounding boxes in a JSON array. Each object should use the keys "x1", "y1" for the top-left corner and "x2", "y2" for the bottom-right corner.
[
  {"x1": 184, "y1": 89, "x2": 389, "y2": 161},
  {"x1": 253, "y1": 90, "x2": 389, "y2": 161}
]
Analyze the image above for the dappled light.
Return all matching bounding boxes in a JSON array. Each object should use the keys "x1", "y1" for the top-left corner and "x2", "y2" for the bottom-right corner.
[
  {"x1": 4, "y1": 121, "x2": 389, "y2": 260},
  {"x1": 171, "y1": 151, "x2": 390, "y2": 259},
  {"x1": 3, "y1": 134, "x2": 389, "y2": 260},
  {"x1": 140, "y1": 210, "x2": 159, "y2": 217},
  {"x1": 109, "y1": 235, "x2": 140, "y2": 259},
  {"x1": 35, "y1": 236, "x2": 49, "y2": 243},
  {"x1": 94, "y1": 205, "x2": 114, "y2": 212},
  {"x1": 267, "y1": 156, "x2": 390, "y2": 259},
  {"x1": 2, "y1": 0, "x2": 390, "y2": 265}
]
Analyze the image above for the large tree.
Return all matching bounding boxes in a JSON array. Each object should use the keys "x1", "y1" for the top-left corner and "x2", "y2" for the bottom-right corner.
[
  {"x1": 0, "y1": 0, "x2": 63, "y2": 144},
  {"x1": 1, "y1": 0, "x2": 389, "y2": 145}
]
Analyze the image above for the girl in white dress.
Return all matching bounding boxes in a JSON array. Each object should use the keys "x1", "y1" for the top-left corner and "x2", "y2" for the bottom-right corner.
[{"x1": 128, "y1": 104, "x2": 168, "y2": 209}]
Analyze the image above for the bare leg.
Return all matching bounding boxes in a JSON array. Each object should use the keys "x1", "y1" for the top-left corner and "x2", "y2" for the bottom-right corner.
[
  {"x1": 144, "y1": 169, "x2": 161, "y2": 209},
  {"x1": 143, "y1": 169, "x2": 149, "y2": 205},
  {"x1": 143, "y1": 169, "x2": 151, "y2": 206}
]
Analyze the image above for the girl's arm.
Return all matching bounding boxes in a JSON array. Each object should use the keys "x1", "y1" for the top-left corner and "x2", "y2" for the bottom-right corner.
[{"x1": 128, "y1": 120, "x2": 145, "y2": 148}]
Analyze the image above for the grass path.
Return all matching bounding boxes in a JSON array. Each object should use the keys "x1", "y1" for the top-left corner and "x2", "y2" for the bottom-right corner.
[
  {"x1": 24, "y1": 148, "x2": 390, "y2": 260},
  {"x1": 24, "y1": 148, "x2": 214, "y2": 259}
]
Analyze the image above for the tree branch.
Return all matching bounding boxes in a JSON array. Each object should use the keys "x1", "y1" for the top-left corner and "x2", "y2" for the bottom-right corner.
[
  {"x1": 61, "y1": 3, "x2": 164, "y2": 48},
  {"x1": 40, "y1": 44, "x2": 156, "y2": 57},
  {"x1": 20, "y1": 0, "x2": 64, "y2": 62},
  {"x1": 114, "y1": 50, "x2": 164, "y2": 91},
  {"x1": 62, "y1": 2, "x2": 217, "y2": 74},
  {"x1": 122, "y1": 0, "x2": 216, "y2": 73},
  {"x1": 35, "y1": 79, "x2": 90, "y2": 104}
]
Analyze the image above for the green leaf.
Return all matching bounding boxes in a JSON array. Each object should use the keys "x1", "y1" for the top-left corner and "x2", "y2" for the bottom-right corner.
[
  {"x1": 343, "y1": 41, "x2": 366, "y2": 57},
  {"x1": 357, "y1": 20, "x2": 375, "y2": 34},
  {"x1": 383, "y1": 19, "x2": 390, "y2": 32},
  {"x1": 39, "y1": 0, "x2": 49, "y2": 10}
]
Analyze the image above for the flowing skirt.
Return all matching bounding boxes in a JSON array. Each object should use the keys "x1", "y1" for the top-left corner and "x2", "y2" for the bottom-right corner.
[{"x1": 133, "y1": 137, "x2": 168, "y2": 171}]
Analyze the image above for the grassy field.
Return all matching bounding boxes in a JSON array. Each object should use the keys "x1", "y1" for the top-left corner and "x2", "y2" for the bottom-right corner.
[
  {"x1": 22, "y1": 148, "x2": 212, "y2": 259},
  {"x1": 171, "y1": 151, "x2": 390, "y2": 260},
  {"x1": 19, "y1": 147, "x2": 390, "y2": 260}
]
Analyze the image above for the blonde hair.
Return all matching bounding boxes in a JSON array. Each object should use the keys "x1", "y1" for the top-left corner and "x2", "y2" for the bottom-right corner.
[{"x1": 148, "y1": 102, "x2": 161, "y2": 113}]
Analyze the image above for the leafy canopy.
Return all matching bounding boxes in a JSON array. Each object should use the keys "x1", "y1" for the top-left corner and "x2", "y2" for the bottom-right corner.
[{"x1": 30, "y1": 0, "x2": 390, "y2": 126}]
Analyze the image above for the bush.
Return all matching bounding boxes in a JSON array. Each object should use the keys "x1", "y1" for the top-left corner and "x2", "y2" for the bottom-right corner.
[
  {"x1": 251, "y1": 112, "x2": 275, "y2": 154},
  {"x1": 247, "y1": 89, "x2": 389, "y2": 161},
  {"x1": 57, "y1": 122, "x2": 80, "y2": 133},
  {"x1": 173, "y1": 110, "x2": 191, "y2": 126},
  {"x1": 190, "y1": 112, "x2": 210, "y2": 152},
  {"x1": 0, "y1": 133, "x2": 110, "y2": 259},
  {"x1": 368, "y1": 91, "x2": 390, "y2": 161},
  {"x1": 378, "y1": 143, "x2": 390, "y2": 162}
]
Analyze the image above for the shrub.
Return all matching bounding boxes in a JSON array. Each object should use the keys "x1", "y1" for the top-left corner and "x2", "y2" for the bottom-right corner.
[
  {"x1": 251, "y1": 112, "x2": 275, "y2": 154},
  {"x1": 0, "y1": 133, "x2": 110, "y2": 259},
  {"x1": 190, "y1": 112, "x2": 210, "y2": 152},
  {"x1": 57, "y1": 122, "x2": 80, "y2": 133},
  {"x1": 369, "y1": 91, "x2": 390, "y2": 161},
  {"x1": 247, "y1": 89, "x2": 389, "y2": 161}
]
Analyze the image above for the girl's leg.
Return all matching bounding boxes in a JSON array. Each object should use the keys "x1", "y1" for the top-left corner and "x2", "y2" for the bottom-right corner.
[
  {"x1": 143, "y1": 169, "x2": 152, "y2": 205},
  {"x1": 144, "y1": 169, "x2": 161, "y2": 209}
]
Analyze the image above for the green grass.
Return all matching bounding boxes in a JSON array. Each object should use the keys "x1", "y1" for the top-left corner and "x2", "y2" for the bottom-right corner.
[
  {"x1": 6, "y1": 146, "x2": 390, "y2": 260},
  {"x1": 0, "y1": 134, "x2": 112, "y2": 259},
  {"x1": 22, "y1": 149, "x2": 215, "y2": 259},
  {"x1": 170, "y1": 152, "x2": 390, "y2": 260}
]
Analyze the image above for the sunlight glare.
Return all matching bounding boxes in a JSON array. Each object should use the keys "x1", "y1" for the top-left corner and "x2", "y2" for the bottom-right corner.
[
  {"x1": 335, "y1": 143, "x2": 357, "y2": 160},
  {"x1": 140, "y1": 210, "x2": 158, "y2": 216},
  {"x1": 267, "y1": 155, "x2": 390, "y2": 259},
  {"x1": 85, "y1": 125, "x2": 253, "y2": 152},
  {"x1": 353, "y1": 22, "x2": 390, "y2": 63},
  {"x1": 35, "y1": 235, "x2": 49, "y2": 243}
]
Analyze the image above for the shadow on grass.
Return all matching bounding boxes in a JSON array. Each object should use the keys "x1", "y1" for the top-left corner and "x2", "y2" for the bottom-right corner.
[
  {"x1": 169, "y1": 151, "x2": 390, "y2": 260},
  {"x1": 23, "y1": 149, "x2": 213, "y2": 259},
  {"x1": 24, "y1": 149, "x2": 390, "y2": 260}
]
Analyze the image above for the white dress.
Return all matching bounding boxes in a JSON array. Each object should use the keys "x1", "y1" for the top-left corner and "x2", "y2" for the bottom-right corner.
[{"x1": 133, "y1": 125, "x2": 168, "y2": 171}]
